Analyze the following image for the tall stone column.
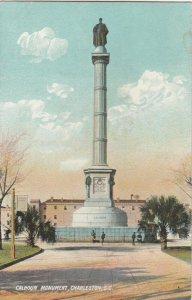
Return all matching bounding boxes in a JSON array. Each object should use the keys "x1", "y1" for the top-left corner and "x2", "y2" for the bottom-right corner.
[
  {"x1": 82, "y1": 48, "x2": 114, "y2": 207},
  {"x1": 92, "y1": 52, "x2": 109, "y2": 166},
  {"x1": 72, "y1": 19, "x2": 127, "y2": 227}
]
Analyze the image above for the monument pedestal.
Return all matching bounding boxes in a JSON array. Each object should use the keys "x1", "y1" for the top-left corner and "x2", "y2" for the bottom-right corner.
[
  {"x1": 72, "y1": 165, "x2": 127, "y2": 227},
  {"x1": 84, "y1": 166, "x2": 115, "y2": 207}
]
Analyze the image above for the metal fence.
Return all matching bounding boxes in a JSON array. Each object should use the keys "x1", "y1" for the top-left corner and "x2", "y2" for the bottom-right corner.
[{"x1": 55, "y1": 227, "x2": 143, "y2": 242}]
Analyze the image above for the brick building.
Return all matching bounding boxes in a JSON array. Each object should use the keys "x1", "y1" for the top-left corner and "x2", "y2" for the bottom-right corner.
[{"x1": 31, "y1": 197, "x2": 146, "y2": 228}]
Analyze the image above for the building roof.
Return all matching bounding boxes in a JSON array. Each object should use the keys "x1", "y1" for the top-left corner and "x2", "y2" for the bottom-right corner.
[
  {"x1": 30, "y1": 199, "x2": 41, "y2": 203},
  {"x1": 44, "y1": 198, "x2": 85, "y2": 204},
  {"x1": 115, "y1": 199, "x2": 146, "y2": 204},
  {"x1": 43, "y1": 198, "x2": 146, "y2": 204}
]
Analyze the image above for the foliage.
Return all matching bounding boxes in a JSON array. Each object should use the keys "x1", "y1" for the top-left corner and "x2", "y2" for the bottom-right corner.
[
  {"x1": 172, "y1": 155, "x2": 192, "y2": 199},
  {"x1": 38, "y1": 221, "x2": 56, "y2": 243},
  {"x1": 0, "y1": 132, "x2": 28, "y2": 250},
  {"x1": 138, "y1": 195, "x2": 191, "y2": 249},
  {"x1": 4, "y1": 228, "x2": 11, "y2": 240},
  {"x1": 15, "y1": 210, "x2": 25, "y2": 235},
  {"x1": 0, "y1": 133, "x2": 27, "y2": 204},
  {"x1": 15, "y1": 207, "x2": 55, "y2": 247},
  {"x1": 138, "y1": 221, "x2": 158, "y2": 242}
]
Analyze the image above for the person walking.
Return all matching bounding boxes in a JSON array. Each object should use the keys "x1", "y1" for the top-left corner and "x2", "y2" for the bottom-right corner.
[
  {"x1": 132, "y1": 232, "x2": 136, "y2": 245},
  {"x1": 101, "y1": 231, "x2": 105, "y2": 245}
]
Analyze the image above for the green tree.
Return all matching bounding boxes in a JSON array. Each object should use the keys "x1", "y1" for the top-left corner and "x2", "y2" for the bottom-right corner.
[
  {"x1": 138, "y1": 195, "x2": 191, "y2": 249},
  {"x1": 15, "y1": 207, "x2": 55, "y2": 247}
]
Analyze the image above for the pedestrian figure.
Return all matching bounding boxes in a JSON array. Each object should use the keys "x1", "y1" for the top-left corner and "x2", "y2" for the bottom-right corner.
[
  {"x1": 132, "y1": 232, "x2": 136, "y2": 245},
  {"x1": 91, "y1": 230, "x2": 96, "y2": 243},
  {"x1": 137, "y1": 233, "x2": 142, "y2": 244},
  {"x1": 101, "y1": 231, "x2": 105, "y2": 245}
]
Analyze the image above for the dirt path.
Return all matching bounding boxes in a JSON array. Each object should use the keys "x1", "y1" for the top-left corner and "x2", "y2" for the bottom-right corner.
[{"x1": 0, "y1": 241, "x2": 191, "y2": 299}]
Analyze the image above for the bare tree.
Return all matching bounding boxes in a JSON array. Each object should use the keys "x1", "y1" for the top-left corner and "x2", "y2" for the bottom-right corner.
[
  {"x1": 0, "y1": 132, "x2": 27, "y2": 250},
  {"x1": 172, "y1": 155, "x2": 192, "y2": 200}
]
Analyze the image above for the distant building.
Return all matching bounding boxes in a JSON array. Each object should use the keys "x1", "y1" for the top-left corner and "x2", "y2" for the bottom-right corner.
[
  {"x1": 38, "y1": 198, "x2": 85, "y2": 227},
  {"x1": 15, "y1": 195, "x2": 28, "y2": 212},
  {"x1": 1, "y1": 205, "x2": 11, "y2": 238},
  {"x1": 30, "y1": 199, "x2": 41, "y2": 212},
  {"x1": 29, "y1": 197, "x2": 146, "y2": 228},
  {"x1": 115, "y1": 199, "x2": 146, "y2": 227},
  {"x1": 1, "y1": 195, "x2": 28, "y2": 239}
]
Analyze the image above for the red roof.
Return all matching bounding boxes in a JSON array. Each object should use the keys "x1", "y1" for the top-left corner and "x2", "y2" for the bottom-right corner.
[
  {"x1": 44, "y1": 199, "x2": 85, "y2": 204},
  {"x1": 43, "y1": 198, "x2": 146, "y2": 204}
]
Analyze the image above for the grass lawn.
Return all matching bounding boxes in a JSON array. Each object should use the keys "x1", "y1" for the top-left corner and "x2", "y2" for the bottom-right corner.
[
  {"x1": 163, "y1": 246, "x2": 191, "y2": 264},
  {"x1": 0, "y1": 241, "x2": 41, "y2": 266}
]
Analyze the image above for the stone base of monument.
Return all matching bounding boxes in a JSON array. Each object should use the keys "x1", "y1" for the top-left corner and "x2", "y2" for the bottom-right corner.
[
  {"x1": 72, "y1": 206, "x2": 127, "y2": 227},
  {"x1": 72, "y1": 165, "x2": 127, "y2": 227}
]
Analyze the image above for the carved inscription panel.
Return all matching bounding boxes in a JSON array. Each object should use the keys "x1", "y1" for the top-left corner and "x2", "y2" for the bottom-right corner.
[{"x1": 93, "y1": 177, "x2": 107, "y2": 193}]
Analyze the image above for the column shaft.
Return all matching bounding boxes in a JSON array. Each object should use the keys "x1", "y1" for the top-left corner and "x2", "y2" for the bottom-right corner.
[{"x1": 92, "y1": 55, "x2": 109, "y2": 165}]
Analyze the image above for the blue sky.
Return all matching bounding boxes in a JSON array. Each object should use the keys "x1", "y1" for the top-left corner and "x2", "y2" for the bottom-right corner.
[{"x1": 0, "y1": 2, "x2": 191, "y2": 202}]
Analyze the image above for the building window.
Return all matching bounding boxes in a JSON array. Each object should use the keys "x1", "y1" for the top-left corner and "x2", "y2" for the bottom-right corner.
[
  {"x1": 54, "y1": 215, "x2": 57, "y2": 219},
  {"x1": 74, "y1": 206, "x2": 76, "y2": 209},
  {"x1": 132, "y1": 206, "x2": 135, "y2": 210},
  {"x1": 64, "y1": 206, "x2": 67, "y2": 210},
  {"x1": 54, "y1": 206, "x2": 57, "y2": 209},
  {"x1": 54, "y1": 223, "x2": 57, "y2": 226},
  {"x1": 44, "y1": 206, "x2": 46, "y2": 210},
  {"x1": 7, "y1": 213, "x2": 9, "y2": 217},
  {"x1": 122, "y1": 206, "x2": 124, "y2": 209},
  {"x1": 7, "y1": 220, "x2": 10, "y2": 225},
  {"x1": 44, "y1": 215, "x2": 46, "y2": 219},
  {"x1": 33, "y1": 205, "x2": 36, "y2": 209}
]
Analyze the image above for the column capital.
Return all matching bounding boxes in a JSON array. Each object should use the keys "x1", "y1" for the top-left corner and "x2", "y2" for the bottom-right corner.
[{"x1": 92, "y1": 53, "x2": 110, "y2": 65}]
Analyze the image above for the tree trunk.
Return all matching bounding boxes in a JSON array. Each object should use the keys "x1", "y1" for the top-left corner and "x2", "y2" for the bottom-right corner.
[
  {"x1": 160, "y1": 234, "x2": 167, "y2": 250},
  {"x1": 27, "y1": 232, "x2": 35, "y2": 247},
  {"x1": 0, "y1": 205, "x2": 2, "y2": 250}
]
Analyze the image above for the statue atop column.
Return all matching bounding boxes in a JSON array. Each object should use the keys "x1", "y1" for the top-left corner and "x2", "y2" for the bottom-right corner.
[{"x1": 93, "y1": 18, "x2": 109, "y2": 47}]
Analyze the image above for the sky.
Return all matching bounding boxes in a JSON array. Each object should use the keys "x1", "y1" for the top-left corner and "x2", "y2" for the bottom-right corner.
[{"x1": 0, "y1": 2, "x2": 191, "y2": 204}]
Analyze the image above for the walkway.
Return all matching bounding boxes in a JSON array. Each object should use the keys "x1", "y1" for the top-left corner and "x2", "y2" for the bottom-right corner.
[{"x1": 0, "y1": 240, "x2": 191, "y2": 300}]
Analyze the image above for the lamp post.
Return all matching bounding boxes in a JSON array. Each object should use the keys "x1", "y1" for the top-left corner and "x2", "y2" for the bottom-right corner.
[{"x1": 11, "y1": 188, "x2": 15, "y2": 259}]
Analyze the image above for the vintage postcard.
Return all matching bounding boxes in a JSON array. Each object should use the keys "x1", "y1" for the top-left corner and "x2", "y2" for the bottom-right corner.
[{"x1": 0, "y1": 1, "x2": 191, "y2": 299}]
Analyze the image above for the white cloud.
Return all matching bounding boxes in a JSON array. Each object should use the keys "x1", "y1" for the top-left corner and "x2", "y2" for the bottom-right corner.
[
  {"x1": 0, "y1": 98, "x2": 84, "y2": 155},
  {"x1": 60, "y1": 159, "x2": 88, "y2": 171},
  {"x1": 118, "y1": 71, "x2": 186, "y2": 111},
  {"x1": 39, "y1": 121, "x2": 83, "y2": 141},
  {"x1": 0, "y1": 99, "x2": 43, "y2": 119},
  {"x1": 36, "y1": 121, "x2": 83, "y2": 153},
  {"x1": 60, "y1": 112, "x2": 71, "y2": 120},
  {"x1": 38, "y1": 112, "x2": 58, "y2": 123},
  {"x1": 47, "y1": 83, "x2": 74, "y2": 99},
  {"x1": 108, "y1": 104, "x2": 135, "y2": 127},
  {"x1": 17, "y1": 27, "x2": 68, "y2": 63},
  {"x1": 0, "y1": 99, "x2": 58, "y2": 124},
  {"x1": 0, "y1": 99, "x2": 80, "y2": 142},
  {"x1": 108, "y1": 71, "x2": 186, "y2": 130}
]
